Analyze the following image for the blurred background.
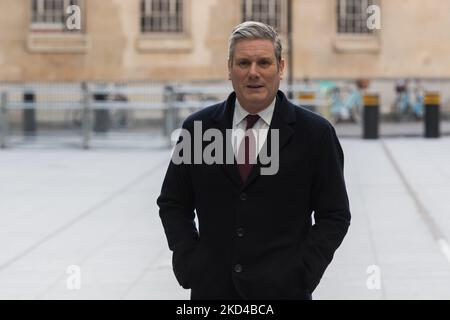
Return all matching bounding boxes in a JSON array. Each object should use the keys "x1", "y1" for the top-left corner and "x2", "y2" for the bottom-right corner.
[{"x1": 1, "y1": 0, "x2": 450, "y2": 300}]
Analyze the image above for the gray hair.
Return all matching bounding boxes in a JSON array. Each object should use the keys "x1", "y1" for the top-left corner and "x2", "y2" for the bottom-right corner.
[{"x1": 228, "y1": 21, "x2": 282, "y2": 66}]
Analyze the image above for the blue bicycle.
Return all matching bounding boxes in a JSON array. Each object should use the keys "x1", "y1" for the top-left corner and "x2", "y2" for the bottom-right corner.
[
  {"x1": 330, "y1": 86, "x2": 363, "y2": 123},
  {"x1": 391, "y1": 86, "x2": 423, "y2": 121}
]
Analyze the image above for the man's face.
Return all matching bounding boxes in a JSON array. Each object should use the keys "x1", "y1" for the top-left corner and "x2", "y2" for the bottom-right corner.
[{"x1": 229, "y1": 39, "x2": 285, "y2": 113}]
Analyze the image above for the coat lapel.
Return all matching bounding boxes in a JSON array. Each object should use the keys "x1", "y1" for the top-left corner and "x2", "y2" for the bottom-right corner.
[
  {"x1": 211, "y1": 92, "x2": 242, "y2": 189},
  {"x1": 244, "y1": 91, "x2": 296, "y2": 188}
]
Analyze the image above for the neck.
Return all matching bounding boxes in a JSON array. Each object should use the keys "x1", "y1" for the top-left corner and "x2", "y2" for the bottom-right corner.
[{"x1": 236, "y1": 97, "x2": 276, "y2": 114}]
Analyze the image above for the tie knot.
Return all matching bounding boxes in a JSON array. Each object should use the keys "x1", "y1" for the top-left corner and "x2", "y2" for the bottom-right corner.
[{"x1": 245, "y1": 114, "x2": 260, "y2": 130}]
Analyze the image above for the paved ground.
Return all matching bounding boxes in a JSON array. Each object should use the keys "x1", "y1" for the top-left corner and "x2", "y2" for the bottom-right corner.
[{"x1": 1, "y1": 129, "x2": 450, "y2": 300}]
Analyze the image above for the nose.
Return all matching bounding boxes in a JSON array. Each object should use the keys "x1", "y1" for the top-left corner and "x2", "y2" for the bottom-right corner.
[{"x1": 248, "y1": 62, "x2": 260, "y2": 78}]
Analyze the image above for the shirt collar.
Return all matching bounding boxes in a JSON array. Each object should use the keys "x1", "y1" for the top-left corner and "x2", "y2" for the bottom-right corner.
[{"x1": 233, "y1": 97, "x2": 276, "y2": 127}]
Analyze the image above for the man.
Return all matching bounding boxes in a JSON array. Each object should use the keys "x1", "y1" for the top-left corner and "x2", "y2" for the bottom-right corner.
[{"x1": 157, "y1": 21, "x2": 351, "y2": 300}]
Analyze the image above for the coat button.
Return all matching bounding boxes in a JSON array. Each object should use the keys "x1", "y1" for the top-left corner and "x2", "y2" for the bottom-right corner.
[
  {"x1": 237, "y1": 228, "x2": 245, "y2": 237},
  {"x1": 234, "y1": 264, "x2": 242, "y2": 273},
  {"x1": 240, "y1": 193, "x2": 247, "y2": 201}
]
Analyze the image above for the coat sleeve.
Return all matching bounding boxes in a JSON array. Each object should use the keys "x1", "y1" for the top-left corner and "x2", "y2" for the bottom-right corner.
[
  {"x1": 156, "y1": 122, "x2": 199, "y2": 289},
  {"x1": 300, "y1": 123, "x2": 351, "y2": 292}
]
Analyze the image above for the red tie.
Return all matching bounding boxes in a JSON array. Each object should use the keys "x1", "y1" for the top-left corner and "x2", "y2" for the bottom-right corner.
[{"x1": 237, "y1": 114, "x2": 260, "y2": 183}]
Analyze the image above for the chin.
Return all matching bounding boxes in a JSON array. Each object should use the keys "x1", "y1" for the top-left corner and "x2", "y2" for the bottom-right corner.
[{"x1": 244, "y1": 93, "x2": 267, "y2": 102}]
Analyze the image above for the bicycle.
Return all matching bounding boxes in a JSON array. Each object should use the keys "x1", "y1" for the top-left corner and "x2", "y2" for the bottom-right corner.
[{"x1": 330, "y1": 86, "x2": 363, "y2": 124}]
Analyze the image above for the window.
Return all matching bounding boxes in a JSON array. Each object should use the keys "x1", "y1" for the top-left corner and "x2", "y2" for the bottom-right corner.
[
  {"x1": 336, "y1": 0, "x2": 375, "y2": 34},
  {"x1": 140, "y1": 0, "x2": 184, "y2": 33},
  {"x1": 31, "y1": 0, "x2": 83, "y2": 32},
  {"x1": 241, "y1": 0, "x2": 286, "y2": 33}
]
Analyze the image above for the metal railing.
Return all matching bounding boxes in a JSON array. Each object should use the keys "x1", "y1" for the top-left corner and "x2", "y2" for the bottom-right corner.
[
  {"x1": 0, "y1": 81, "x2": 232, "y2": 149},
  {"x1": 1, "y1": 79, "x2": 450, "y2": 149}
]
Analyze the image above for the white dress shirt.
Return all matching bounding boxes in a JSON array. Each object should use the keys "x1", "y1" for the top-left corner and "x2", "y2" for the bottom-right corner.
[{"x1": 231, "y1": 97, "x2": 276, "y2": 158}]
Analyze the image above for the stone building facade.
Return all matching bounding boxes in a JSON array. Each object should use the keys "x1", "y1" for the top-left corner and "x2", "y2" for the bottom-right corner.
[{"x1": 0, "y1": 0, "x2": 449, "y2": 82}]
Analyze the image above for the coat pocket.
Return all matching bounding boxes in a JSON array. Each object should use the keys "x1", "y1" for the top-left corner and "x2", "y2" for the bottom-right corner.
[{"x1": 186, "y1": 247, "x2": 203, "y2": 288}]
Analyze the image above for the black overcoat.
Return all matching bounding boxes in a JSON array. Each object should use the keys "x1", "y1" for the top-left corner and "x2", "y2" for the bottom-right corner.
[{"x1": 157, "y1": 90, "x2": 351, "y2": 300}]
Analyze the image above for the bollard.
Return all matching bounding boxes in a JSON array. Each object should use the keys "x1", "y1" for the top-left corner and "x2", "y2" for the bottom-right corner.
[
  {"x1": 298, "y1": 91, "x2": 316, "y2": 113},
  {"x1": 93, "y1": 92, "x2": 110, "y2": 133},
  {"x1": 363, "y1": 94, "x2": 379, "y2": 139},
  {"x1": 23, "y1": 91, "x2": 37, "y2": 136},
  {"x1": 163, "y1": 84, "x2": 176, "y2": 146},
  {"x1": 81, "y1": 82, "x2": 91, "y2": 149},
  {"x1": 424, "y1": 92, "x2": 440, "y2": 138},
  {"x1": 1, "y1": 92, "x2": 8, "y2": 148}
]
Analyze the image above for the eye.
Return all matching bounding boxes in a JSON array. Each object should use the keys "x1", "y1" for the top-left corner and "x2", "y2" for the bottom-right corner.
[
  {"x1": 259, "y1": 60, "x2": 272, "y2": 67},
  {"x1": 238, "y1": 60, "x2": 250, "y2": 67}
]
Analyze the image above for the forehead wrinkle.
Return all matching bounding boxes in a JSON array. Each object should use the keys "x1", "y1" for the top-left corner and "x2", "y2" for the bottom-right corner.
[{"x1": 233, "y1": 40, "x2": 276, "y2": 60}]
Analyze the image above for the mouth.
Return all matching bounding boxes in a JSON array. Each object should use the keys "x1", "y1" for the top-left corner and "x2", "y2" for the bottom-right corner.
[{"x1": 246, "y1": 85, "x2": 264, "y2": 90}]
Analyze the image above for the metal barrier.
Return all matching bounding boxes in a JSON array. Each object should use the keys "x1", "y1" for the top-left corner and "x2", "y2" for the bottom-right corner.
[
  {"x1": 1, "y1": 79, "x2": 450, "y2": 149},
  {"x1": 0, "y1": 82, "x2": 165, "y2": 148},
  {"x1": 0, "y1": 82, "x2": 231, "y2": 149}
]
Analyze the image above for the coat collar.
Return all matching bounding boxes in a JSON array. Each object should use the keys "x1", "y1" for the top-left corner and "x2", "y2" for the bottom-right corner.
[{"x1": 211, "y1": 90, "x2": 296, "y2": 189}]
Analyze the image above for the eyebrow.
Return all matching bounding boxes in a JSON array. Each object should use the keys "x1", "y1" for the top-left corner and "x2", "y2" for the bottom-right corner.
[{"x1": 235, "y1": 57, "x2": 274, "y2": 61}]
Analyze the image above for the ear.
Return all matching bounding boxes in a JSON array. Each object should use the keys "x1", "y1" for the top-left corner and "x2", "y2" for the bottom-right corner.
[
  {"x1": 278, "y1": 58, "x2": 285, "y2": 77},
  {"x1": 227, "y1": 59, "x2": 232, "y2": 80}
]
